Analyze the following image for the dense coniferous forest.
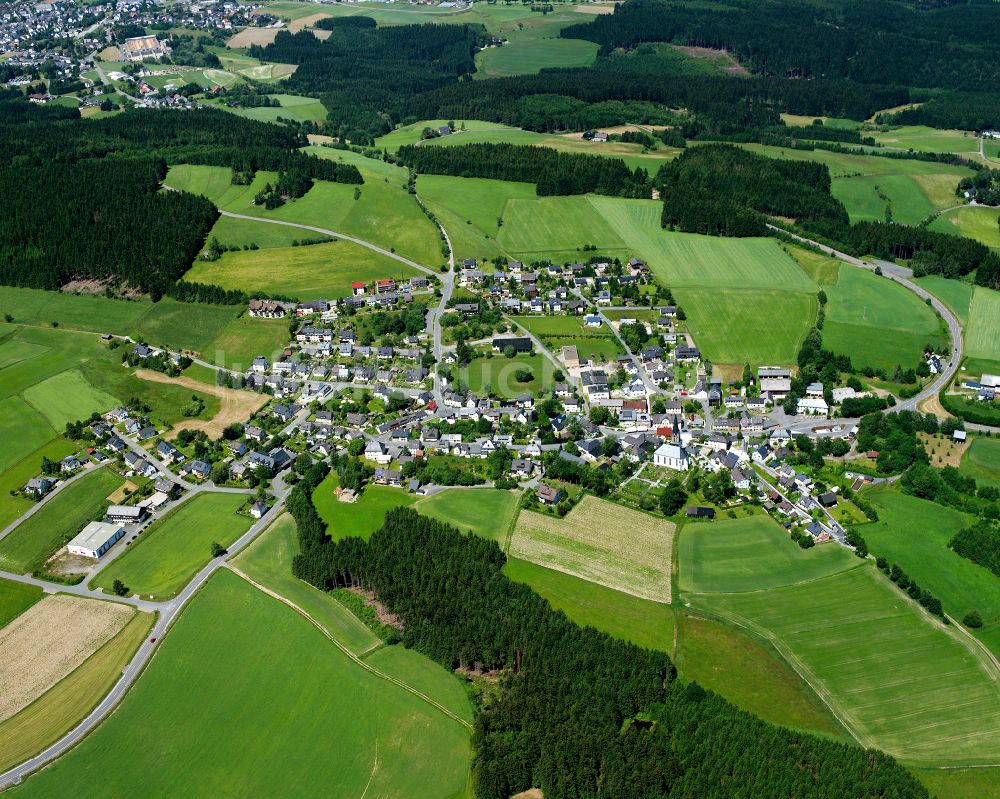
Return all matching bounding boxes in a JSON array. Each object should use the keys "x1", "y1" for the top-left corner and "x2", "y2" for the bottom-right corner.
[
  {"x1": 397, "y1": 143, "x2": 651, "y2": 197},
  {"x1": 285, "y1": 467, "x2": 928, "y2": 799},
  {"x1": 561, "y1": 0, "x2": 1000, "y2": 94},
  {"x1": 0, "y1": 96, "x2": 361, "y2": 295},
  {"x1": 656, "y1": 144, "x2": 848, "y2": 235}
]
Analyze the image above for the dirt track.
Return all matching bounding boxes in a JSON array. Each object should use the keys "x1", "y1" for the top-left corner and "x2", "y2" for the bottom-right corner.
[{"x1": 133, "y1": 369, "x2": 269, "y2": 439}]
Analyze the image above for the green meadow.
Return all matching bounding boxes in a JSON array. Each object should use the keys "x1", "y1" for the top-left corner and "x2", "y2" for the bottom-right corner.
[
  {"x1": 681, "y1": 519, "x2": 1000, "y2": 766},
  {"x1": 201, "y1": 315, "x2": 291, "y2": 371},
  {"x1": 202, "y1": 214, "x2": 309, "y2": 249},
  {"x1": 233, "y1": 513, "x2": 381, "y2": 654},
  {"x1": 461, "y1": 352, "x2": 549, "y2": 398},
  {"x1": 916, "y1": 275, "x2": 974, "y2": 324},
  {"x1": 475, "y1": 9, "x2": 598, "y2": 78},
  {"x1": 313, "y1": 472, "x2": 415, "y2": 541},
  {"x1": 0, "y1": 467, "x2": 123, "y2": 575},
  {"x1": 678, "y1": 514, "x2": 860, "y2": 594},
  {"x1": 185, "y1": 240, "x2": 419, "y2": 300},
  {"x1": 930, "y1": 205, "x2": 1000, "y2": 250},
  {"x1": 214, "y1": 93, "x2": 327, "y2": 123},
  {"x1": 0, "y1": 438, "x2": 77, "y2": 531},
  {"x1": 858, "y1": 488, "x2": 1000, "y2": 657},
  {"x1": 22, "y1": 369, "x2": 118, "y2": 430},
  {"x1": 965, "y1": 285, "x2": 1000, "y2": 360},
  {"x1": 414, "y1": 488, "x2": 519, "y2": 544},
  {"x1": 872, "y1": 126, "x2": 981, "y2": 157},
  {"x1": 93, "y1": 493, "x2": 252, "y2": 599},
  {"x1": 0, "y1": 578, "x2": 42, "y2": 628},
  {"x1": 960, "y1": 436, "x2": 1000, "y2": 490},
  {"x1": 499, "y1": 195, "x2": 628, "y2": 257},
  {"x1": 823, "y1": 265, "x2": 945, "y2": 370},
  {"x1": 9, "y1": 571, "x2": 473, "y2": 799}
]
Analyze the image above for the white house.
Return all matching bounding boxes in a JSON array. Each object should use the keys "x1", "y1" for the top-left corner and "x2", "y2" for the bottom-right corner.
[
  {"x1": 797, "y1": 397, "x2": 829, "y2": 416},
  {"x1": 67, "y1": 522, "x2": 125, "y2": 559},
  {"x1": 653, "y1": 442, "x2": 690, "y2": 471}
]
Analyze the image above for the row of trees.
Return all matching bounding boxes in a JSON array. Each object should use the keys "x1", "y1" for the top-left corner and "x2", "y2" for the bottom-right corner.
[
  {"x1": 396, "y1": 142, "x2": 652, "y2": 197},
  {"x1": 289, "y1": 503, "x2": 930, "y2": 799}
]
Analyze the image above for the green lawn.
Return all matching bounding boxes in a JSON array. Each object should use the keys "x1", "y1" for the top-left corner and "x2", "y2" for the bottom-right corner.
[
  {"x1": 0, "y1": 438, "x2": 77, "y2": 531},
  {"x1": 679, "y1": 514, "x2": 860, "y2": 595},
  {"x1": 823, "y1": 265, "x2": 945, "y2": 370},
  {"x1": 461, "y1": 352, "x2": 551, "y2": 398},
  {"x1": 0, "y1": 578, "x2": 43, "y2": 628},
  {"x1": 965, "y1": 285, "x2": 1000, "y2": 360},
  {"x1": 0, "y1": 467, "x2": 123, "y2": 575},
  {"x1": 503, "y1": 557, "x2": 675, "y2": 651},
  {"x1": 185, "y1": 240, "x2": 419, "y2": 301},
  {"x1": 916, "y1": 275, "x2": 975, "y2": 324},
  {"x1": 689, "y1": 561, "x2": 1000, "y2": 766},
  {"x1": 92, "y1": 493, "x2": 252, "y2": 599},
  {"x1": 930, "y1": 205, "x2": 1000, "y2": 250},
  {"x1": 313, "y1": 472, "x2": 415, "y2": 541},
  {"x1": 0, "y1": 397, "x2": 56, "y2": 476},
  {"x1": 675, "y1": 287, "x2": 816, "y2": 367},
  {"x1": 513, "y1": 315, "x2": 589, "y2": 336},
  {"x1": 204, "y1": 315, "x2": 292, "y2": 372},
  {"x1": 233, "y1": 513, "x2": 380, "y2": 654},
  {"x1": 9, "y1": 571, "x2": 472, "y2": 799},
  {"x1": 414, "y1": 488, "x2": 519, "y2": 544},
  {"x1": 960, "y1": 436, "x2": 1000, "y2": 490},
  {"x1": 859, "y1": 488, "x2": 1000, "y2": 653}
]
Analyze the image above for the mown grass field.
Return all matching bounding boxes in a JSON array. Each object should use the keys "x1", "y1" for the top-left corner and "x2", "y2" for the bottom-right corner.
[
  {"x1": 202, "y1": 214, "x2": 308, "y2": 249},
  {"x1": 414, "y1": 489, "x2": 519, "y2": 545},
  {"x1": 673, "y1": 611, "x2": 845, "y2": 739},
  {"x1": 858, "y1": 488, "x2": 1000, "y2": 656},
  {"x1": 133, "y1": 298, "x2": 242, "y2": 355},
  {"x1": 0, "y1": 467, "x2": 123, "y2": 575},
  {"x1": 915, "y1": 766, "x2": 1000, "y2": 799},
  {"x1": 686, "y1": 544, "x2": 1000, "y2": 766},
  {"x1": 832, "y1": 173, "x2": 941, "y2": 225},
  {"x1": 233, "y1": 513, "x2": 380, "y2": 654},
  {"x1": 499, "y1": 195, "x2": 628, "y2": 257},
  {"x1": 9, "y1": 571, "x2": 473, "y2": 799},
  {"x1": 92, "y1": 493, "x2": 252, "y2": 600},
  {"x1": 202, "y1": 314, "x2": 291, "y2": 372},
  {"x1": 0, "y1": 397, "x2": 55, "y2": 478},
  {"x1": 823, "y1": 265, "x2": 945, "y2": 370},
  {"x1": 510, "y1": 495, "x2": 673, "y2": 603},
  {"x1": 0, "y1": 286, "x2": 150, "y2": 335},
  {"x1": 21, "y1": 369, "x2": 118, "y2": 430},
  {"x1": 0, "y1": 578, "x2": 42, "y2": 629},
  {"x1": 960, "y1": 436, "x2": 1000, "y2": 490},
  {"x1": 475, "y1": 10, "x2": 598, "y2": 78},
  {"x1": 930, "y1": 205, "x2": 1000, "y2": 250},
  {"x1": 0, "y1": 610, "x2": 151, "y2": 774},
  {"x1": 215, "y1": 93, "x2": 327, "y2": 123},
  {"x1": 678, "y1": 514, "x2": 860, "y2": 594},
  {"x1": 676, "y1": 288, "x2": 816, "y2": 366},
  {"x1": 185, "y1": 240, "x2": 419, "y2": 300},
  {"x1": 965, "y1": 285, "x2": 1000, "y2": 360},
  {"x1": 461, "y1": 352, "x2": 550, "y2": 398},
  {"x1": 873, "y1": 126, "x2": 981, "y2": 157},
  {"x1": 917, "y1": 275, "x2": 975, "y2": 324},
  {"x1": 0, "y1": 438, "x2": 76, "y2": 531},
  {"x1": 313, "y1": 472, "x2": 415, "y2": 541}
]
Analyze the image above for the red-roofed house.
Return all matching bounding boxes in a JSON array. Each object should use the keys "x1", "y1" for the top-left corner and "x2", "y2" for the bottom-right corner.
[
  {"x1": 375, "y1": 278, "x2": 396, "y2": 294},
  {"x1": 352, "y1": 281, "x2": 367, "y2": 296}
]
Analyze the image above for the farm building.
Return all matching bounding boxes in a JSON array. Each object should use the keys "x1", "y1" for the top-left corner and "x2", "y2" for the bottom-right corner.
[
  {"x1": 106, "y1": 505, "x2": 146, "y2": 524},
  {"x1": 121, "y1": 35, "x2": 170, "y2": 61},
  {"x1": 67, "y1": 522, "x2": 125, "y2": 559}
]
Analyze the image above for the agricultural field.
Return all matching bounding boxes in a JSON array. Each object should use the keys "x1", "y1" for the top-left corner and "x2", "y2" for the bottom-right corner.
[
  {"x1": 460, "y1": 352, "x2": 551, "y2": 398},
  {"x1": 0, "y1": 595, "x2": 132, "y2": 722},
  {"x1": 9, "y1": 571, "x2": 473, "y2": 799},
  {"x1": 858, "y1": 488, "x2": 1000, "y2": 654},
  {"x1": 215, "y1": 93, "x2": 327, "y2": 123},
  {"x1": 414, "y1": 488, "x2": 519, "y2": 545},
  {"x1": 0, "y1": 439, "x2": 77, "y2": 531},
  {"x1": 22, "y1": 369, "x2": 117, "y2": 430},
  {"x1": 916, "y1": 767, "x2": 1000, "y2": 799},
  {"x1": 960, "y1": 436, "x2": 1000, "y2": 490},
  {"x1": 0, "y1": 467, "x2": 123, "y2": 575},
  {"x1": 313, "y1": 471, "x2": 415, "y2": 541},
  {"x1": 0, "y1": 610, "x2": 150, "y2": 774},
  {"x1": 475, "y1": 9, "x2": 599, "y2": 78},
  {"x1": 92, "y1": 493, "x2": 252, "y2": 600},
  {"x1": 509, "y1": 495, "x2": 673, "y2": 603},
  {"x1": 678, "y1": 514, "x2": 860, "y2": 595},
  {"x1": 872, "y1": 126, "x2": 981, "y2": 157},
  {"x1": 302, "y1": 144, "x2": 410, "y2": 185},
  {"x1": 202, "y1": 214, "x2": 310, "y2": 250},
  {"x1": 132, "y1": 298, "x2": 243, "y2": 355},
  {"x1": 684, "y1": 534, "x2": 1000, "y2": 767},
  {"x1": 0, "y1": 578, "x2": 42, "y2": 629},
  {"x1": 184, "y1": 240, "x2": 419, "y2": 301},
  {"x1": 916, "y1": 275, "x2": 975, "y2": 324},
  {"x1": 673, "y1": 611, "x2": 845, "y2": 739},
  {"x1": 514, "y1": 315, "x2": 623, "y2": 364},
  {"x1": 676, "y1": 288, "x2": 816, "y2": 366},
  {"x1": 233, "y1": 513, "x2": 380, "y2": 654},
  {"x1": 504, "y1": 557, "x2": 675, "y2": 651},
  {"x1": 499, "y1": 195, "x2": 628, "y2": 258},
  {"x1": 202, "y1": 314, "x2": 291, "y2": 372},
  {"x1": 823, "y1": 265, "x2": 946, "y2": 371},
  {"x1": 965, "y1": 285, "x2": 1000, "y2": 360},
  {"x1": 930, "y1": 206, "x2": 1000, "y2": 250},
  {"x1": 0, "y1": 286, "x2": 150, "y2": 335}
]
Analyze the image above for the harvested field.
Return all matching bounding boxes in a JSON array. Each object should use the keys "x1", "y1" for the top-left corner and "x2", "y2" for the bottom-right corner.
[
  {"x1": 106, "y1": 480, "x2": 138, "y2": 505},
  {"x1": 509, "y1": 495, "x2": 673, "y2": 602},
  {"x1": 0, "y1": 595, "x2": 132, "y2": 722},
  {"x1": 226, "y1": 27, "x2": 279, "y2": 48},
  {"x1": 573, "y1": 4, "x2": 616, "y2": 13},
  {"x1": 133, "y1": 369, "x2": 268, "y2": 438},
  {"x1": 287, "y1": 12, "x2": 331, "y2": 31}
]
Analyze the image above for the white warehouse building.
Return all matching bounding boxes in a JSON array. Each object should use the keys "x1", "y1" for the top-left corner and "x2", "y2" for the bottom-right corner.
[{"x1": 67, "y1": 522, "x2": 125, "y2": 559}]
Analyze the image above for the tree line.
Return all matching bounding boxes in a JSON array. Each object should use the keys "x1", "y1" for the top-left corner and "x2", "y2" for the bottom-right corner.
[
  {"x1": 288, "y1": 495, "x2": 929, "y2": 799},
  {"x1": 396, "y1": 142, "x2": 652, "y2": 197},
  {"x1": 951, "y1": 519, "x2": 1000, "y2": 579}
]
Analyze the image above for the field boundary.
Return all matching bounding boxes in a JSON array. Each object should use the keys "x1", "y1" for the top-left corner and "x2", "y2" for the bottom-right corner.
[{"x1": 227, "y1": 565, "x2": 473, "y2": 731}]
